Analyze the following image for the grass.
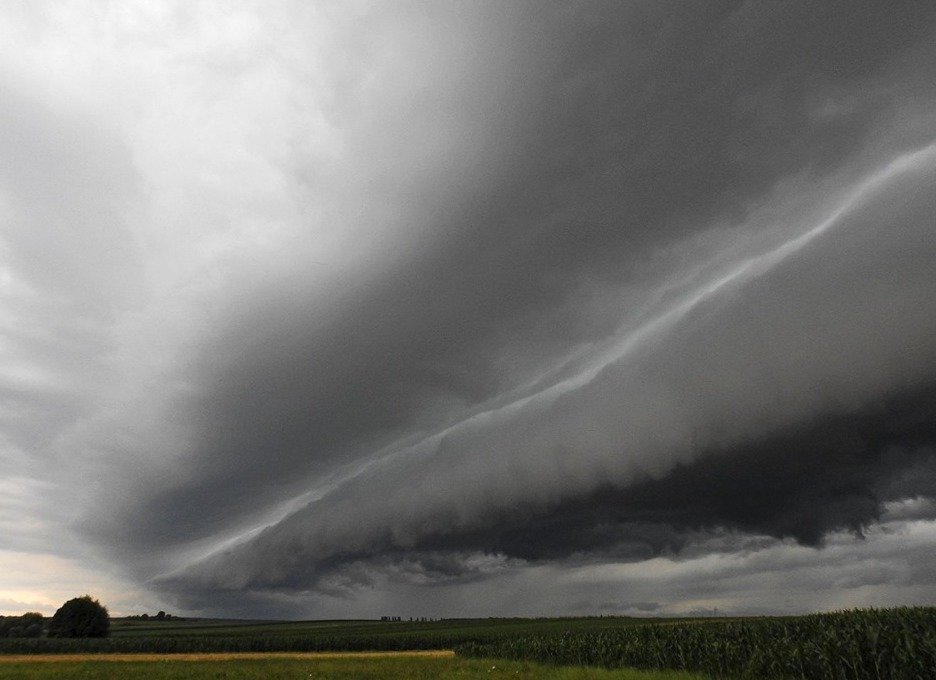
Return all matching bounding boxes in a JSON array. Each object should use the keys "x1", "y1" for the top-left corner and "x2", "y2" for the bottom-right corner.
[
  {"x1": 0, "y1": 654, "x2": 709, "y2": 679},
  {"x1": 6, "y1": 608, "x2": 932, "y2": 677}
]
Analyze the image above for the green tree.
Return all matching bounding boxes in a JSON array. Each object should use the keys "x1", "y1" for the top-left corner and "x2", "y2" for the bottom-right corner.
[
  {"x1": 48, "y1": 595, "x2": 109, "y2": 638},
  {"x1": 21, "y1": 612, "x2": 44, "y2": 627},
  {"x1": 1, "y1": 612, "x2": 45, "y2": 638},
  {"x1": 21, "y1": 612, "x2": 44, "y2": 638}
]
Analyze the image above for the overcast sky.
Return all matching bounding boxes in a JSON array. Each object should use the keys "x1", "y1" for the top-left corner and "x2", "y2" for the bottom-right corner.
[{"x1": 3, "y1": 0, "x2": 936, "y2": 619}]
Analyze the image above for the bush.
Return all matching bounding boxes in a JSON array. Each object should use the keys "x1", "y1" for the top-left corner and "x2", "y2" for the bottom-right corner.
[
  {"x1": 0, "y1": 612, "x2": 44, "y2": 638},
  {"x1": 48, "y1": 596, "x2": 109, "y2": 638}
]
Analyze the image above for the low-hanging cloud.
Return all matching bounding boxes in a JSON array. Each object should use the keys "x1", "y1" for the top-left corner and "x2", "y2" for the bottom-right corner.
[
  {"x1": 161, "y1": 143, "x2": 936, "y2": 606},
  {"x1": 3, "y1": 1, "x2": 936, "y2": 617}
]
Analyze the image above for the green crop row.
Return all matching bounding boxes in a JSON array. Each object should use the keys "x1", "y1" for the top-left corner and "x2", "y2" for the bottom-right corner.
[
  {"x1": 455, "y1": 607, "x2": 936, "y2": 680},
  {"x1": 0, "y1": 632, "x2": 466, "y2": 654},
  {"x1": 0, "y1": 615, "x2": 663, "y2": 654},
  {"x1": 0, "y1": 656, "x2": 711, "y2": 680},
  {"x1": 0, "y1": 625, "x2": 556, "y2": 655}
]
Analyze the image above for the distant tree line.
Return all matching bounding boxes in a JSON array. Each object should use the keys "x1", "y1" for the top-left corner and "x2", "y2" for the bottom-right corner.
[
  {"x1": 0, "y1": 612, "x2": 44, "y2": 638},
  {"x1": 126, "y1": 610, "x2": 181, "y2": 621},
  {"x1": 1, "y1": 595, "x2": 111, "y2": 639}
]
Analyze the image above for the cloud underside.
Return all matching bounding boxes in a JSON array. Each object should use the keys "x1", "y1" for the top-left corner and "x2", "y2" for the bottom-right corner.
[
  {"x1": 160, "y1": 147, "x2": 936, "y2": 606},
  {"x1": 3, "y1": 1, "x2": 936, "y2": 617},
  {"x1": 167, "y1": 383, "x2": 936, "y2": 601}
]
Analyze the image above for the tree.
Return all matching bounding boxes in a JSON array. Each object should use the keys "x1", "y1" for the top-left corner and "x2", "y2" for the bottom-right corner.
[
  {"x1": 21, "y1": 612, "x2": 44, "y2": 628},
  {"x1": 21, "y1": 612, "x2": 43, "y2": 638},
  {"x1": 48, "y1": 595, "x2": 109, "y2": 638},
  {"x1": 0, "y1": 612, "x2": 44, "y2": 638}
]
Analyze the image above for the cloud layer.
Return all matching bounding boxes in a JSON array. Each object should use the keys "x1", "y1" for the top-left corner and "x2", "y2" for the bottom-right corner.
[
  {"x1": 162, "y1": 145, "x2": 936, "y2": 602},
  {"x1": 2, "y1": 1, "x2": 936, "y2": 616}
]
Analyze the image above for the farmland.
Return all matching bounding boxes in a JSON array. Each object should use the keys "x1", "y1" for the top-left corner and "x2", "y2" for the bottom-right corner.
[
  {"x1": 0, "y1": 615, "x2": 683, "y2": 654},
  {"x1": 0, "y1": 653, "x2": 706, "y2": 679},
  {"x1": 1, "y1": 608, "x2": 934, "y2": 678},
  {"x1": 458, "y1": 607, "x2": 936, "y2": 680}
]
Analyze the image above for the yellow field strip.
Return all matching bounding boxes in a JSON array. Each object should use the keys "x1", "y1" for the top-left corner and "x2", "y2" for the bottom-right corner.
[{"x1": 0, "y1": 650, "x2": 455, "y2": 663}]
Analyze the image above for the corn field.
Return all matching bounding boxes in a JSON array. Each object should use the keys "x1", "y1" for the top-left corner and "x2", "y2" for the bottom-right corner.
[
  {"x1": 455, "y1": 607, "x2": 936, "y2": 680},
  {"x1": 0, "y1": 615, "x2": 663, "y2": 655},
  {"x1": 0, "y1": 631, "x2": 480, "y2": 654}
]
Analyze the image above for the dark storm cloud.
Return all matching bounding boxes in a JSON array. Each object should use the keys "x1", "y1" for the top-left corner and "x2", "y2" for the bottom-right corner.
[
  {"x1": 158, "y1": 139, "x2": 936, "y2": 608},
  {"x1": 425, "y1": 386, "x2": 936, "y2": 561},
  {"x1": 88, "y1": 0, "x2": 936, "y2": 563},
  {"x1": 1, "y1": 1, "x2": 923, "y2": 616}
]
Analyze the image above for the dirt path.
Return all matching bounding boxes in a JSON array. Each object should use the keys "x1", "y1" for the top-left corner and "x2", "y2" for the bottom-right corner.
[{"x1": 0, "y1": 650, "x2": 455, "y2": 663}]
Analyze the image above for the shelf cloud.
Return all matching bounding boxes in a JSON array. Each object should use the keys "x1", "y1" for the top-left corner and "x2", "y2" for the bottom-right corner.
[{"x1": 2, "y1": 1, "x2": 936, "y2": 617}]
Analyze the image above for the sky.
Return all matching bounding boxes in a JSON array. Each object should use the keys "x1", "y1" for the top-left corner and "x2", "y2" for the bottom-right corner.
[{"x1": 2, "y1": 0, "x2": 936, "y2": 619}]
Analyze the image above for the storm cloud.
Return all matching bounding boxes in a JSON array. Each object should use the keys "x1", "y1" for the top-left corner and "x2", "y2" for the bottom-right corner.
[{"x1": 2, "y1": 1, "x2": 936, "y2": 617}]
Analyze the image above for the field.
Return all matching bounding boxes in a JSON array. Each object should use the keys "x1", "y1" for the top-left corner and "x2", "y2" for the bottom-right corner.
[
  {"x1": 458, "y1": 608, "x2": 936, "y2": 680},
  {"x1": 2, "y1": 608, "x2": 934, "y2": 679},
  {"x1": 0, "y1": 652, "x2": 706, "y2": 680},
  {"x1": 0, "y1": 615, "x2": 686, "y2": 654},
  {"x1": 109, "y1": 615, "x2": 681, "y2": 639}
]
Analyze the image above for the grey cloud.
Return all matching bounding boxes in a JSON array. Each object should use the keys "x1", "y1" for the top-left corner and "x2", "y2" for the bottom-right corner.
[
  {"x1": 158, "y1": 144, "x2": 936, "y2": 607},
  {"x1": 422, "y1": 390, "x2": 936, "y2": 561},
  {"x1": 163, "y1": 518, "x2": 936, "y2": 618},
  {"x1": 0, "y1": 75, "x2": 144, "y2": 561},
  {"x1": 0, "y1": 80, "x2": 141, "y2": 311},
  {"x1": 92, "y1": 0, "x2": 936, "y2": 568},
  {"x1": 4, "y1": 1, "x2": 936, "y2": 618},
  {"x1": 881, "y1": 497, "x2": 936, "y2": 523}
]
